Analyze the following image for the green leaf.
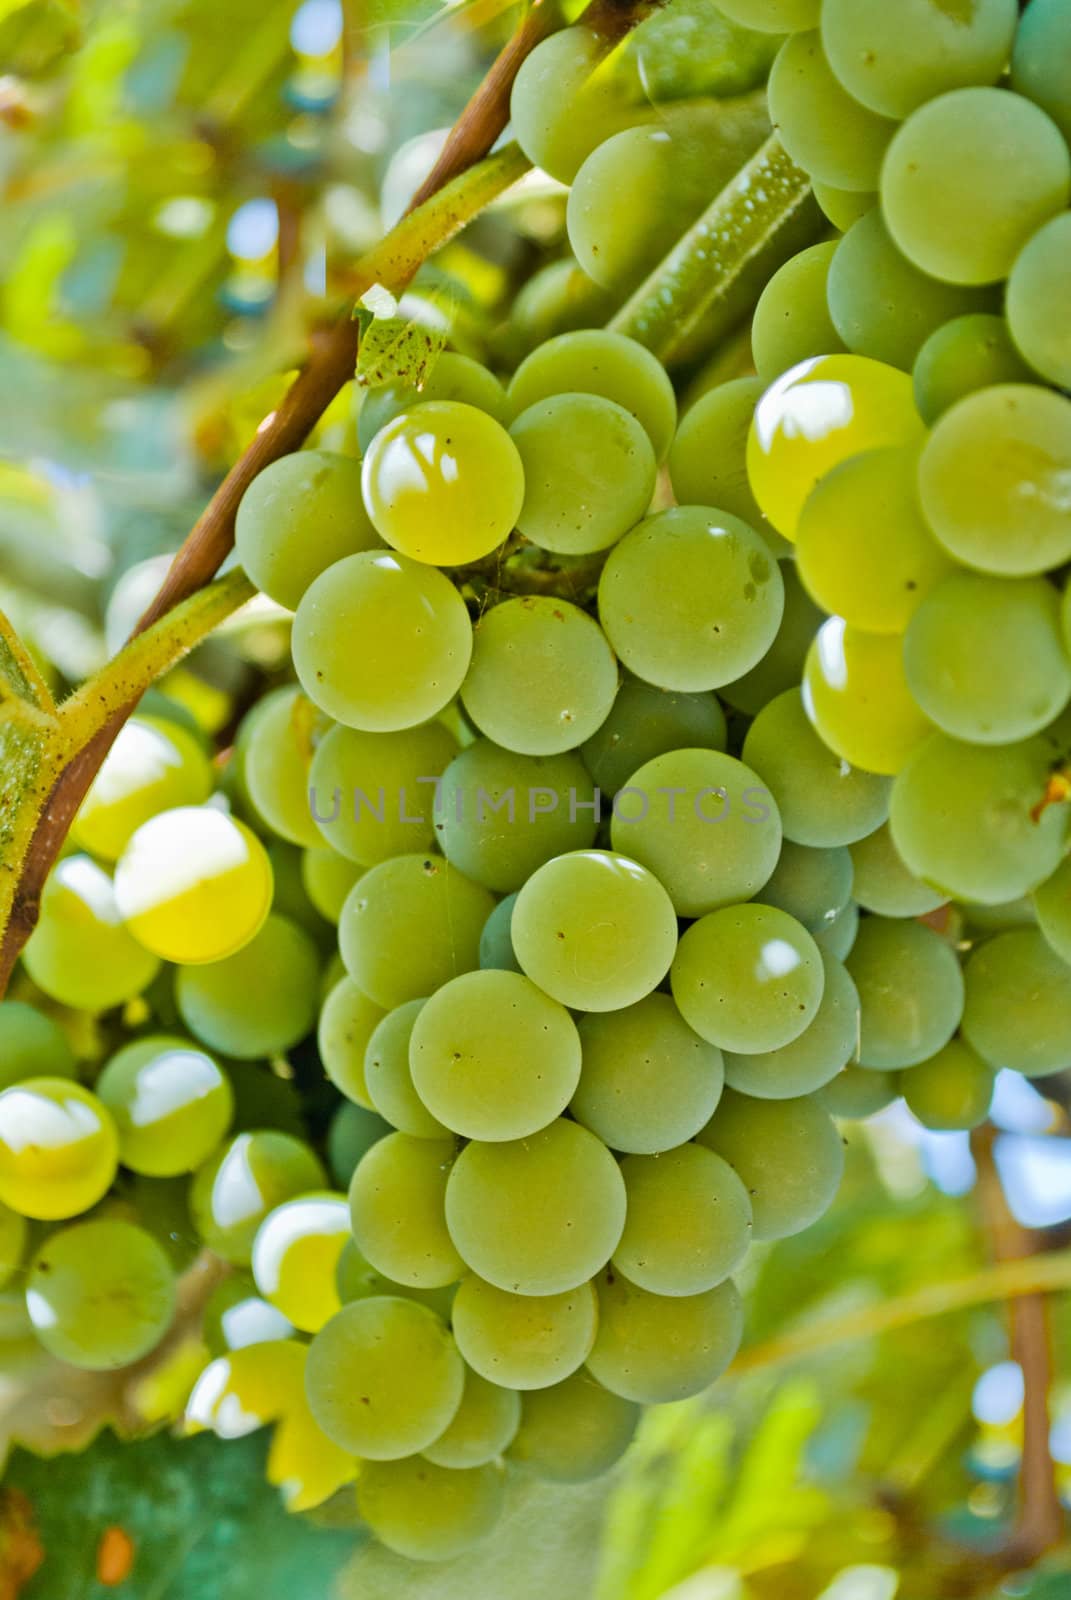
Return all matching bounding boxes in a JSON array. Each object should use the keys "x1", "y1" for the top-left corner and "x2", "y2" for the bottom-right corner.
[{"x1": 355, "y1": 315, "x2": 447, "y2": 391}]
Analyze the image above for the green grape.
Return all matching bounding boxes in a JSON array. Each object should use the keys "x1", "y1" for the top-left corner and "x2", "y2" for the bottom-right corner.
[
  {"x1": 751, "y1": 241, "x2": 845, "y2": 385},
  {"x1": 308, "y1": 719, "x2": 457, "y2": 865},
  {"x1": 507, "y1": 1370, "x2": 639, "y2": 1481},
  {"x1": 598, "y1": 506, "x2": 785, "y2": 690},
  {"x1": 451, "y1": 1276, "x2": 598, "y2": 1390},
  {"x1": 613, "y1": 1145, "x2": 752, "y2": 1296},
  {"x1": 509, "y1": 26, "x2": 646, "y2": 184},
  {"x1": 845, "y1": 915, "x2": 964, "y2": 1068},
  {"x1": 881, "y1": 89, "x2": 1071, "y2": 284},
  {"x1": 760, "y1": 841, "x2": 853, "y2": 933},
  {"x1": 362, "y1": 402, "x2": 524, "y2": 567},
  {"x1": 242, "y1": 687, "x2": 328, "y2": 849},
  {"x1": 1011, "y1": 0, "x2": 1071, "y2": 146},
  {"x1": 849, "y1": 822, "x2": 946, "y2": 918},
  {"x1": 571, "y1": 993, "x2": 724, "y2": 1154},
  {"x1": 821, "y1": 1063, "x2": 898, "y2": 1118},
  {"x1": 478, "y1": 894, "x2": 522, "y2": 974},
  {"x1": 507, "y1": 330, "x2": 677, "y2": 461},
  {"x1": 1034, "y1": 855, "x2": 1071, "y2": 964},
  {"x1": 364, "y1": 1000, "x2": 446, "y2": 1137},
  {"x1": 716, "y1": 0, "x2": 818, "y2": 27},
  {"x1": 358, "y1": 1457, "x2": 505, "y2": 1561},
  {"x1": 265, "y1": 840, "x2": 327, "y2": 944},
  {"x1": 0, "y1": 1202, "x2": 25, "y2": 1287},
  {"x1": 803, "y1": 618, "x2": 933, "y2": 777},
  {"x1": 326, "y1": 1102, "x2": 390, "y2": 1187},
  {"x1": 335, "y1": 1239, "x2": 456, "y2": 1323},
  {"x1": 0, "y1": 1002, "x2": 75, "y2": 1090},
  {"x1": 435, "y1": 743, "x2": 600, "y2": 893},
  {"x1": 349, "y1": 1133, "x2": 462, "y2": 1288},
  {"x1": 961, "y1": 897, "x2": 1038, "y2": 936},
  {"x1": 444, "y1": 1119, "x2": 626, "y2": 1295},
  {"x1": 190, "y1": 1130, "x2": 326, "y2": 1264},
  {"x1": 608, "y1": 748, "x2": 781, "y2": 917},
  {"x1": 723, "y1": 949, "x2": 859, "y2": 1098},
  {"x1": 202, "y1": 1274, "x2": 294, "y2": 1354},
  {"x1": 742, "y1": 689, "x2": 892, "y2": 846},
  {"x1": 768, "y1": 31, "x2": 897, "y2": 191},
  {"x1": 460, "y1": 597, "x2": 618, "y2": 757},
  {"x1": 26, "y1": 1219, "x2": 175, "y2": 1370},
  {"x1": 292, "y1": 551, "x2": 472, "y2": 733},
  {"x1": 672, "y1": 903, "x2": 824, "y2": 1052},
  {"x1": 813, "y1": 899, "x2": 859, "y2": 961},
  {"x1": 587, "y1": 1270, "x2": 743, "y2": 1404},
  {"x1": 902, "y1": 1039, "x2": 996, "y2": 1132},
  {"x1": 918, "y1": 385, "x2": 1071, "y2": 575},
  {"x1": 962, "y1": 927, "x2": 1071, "y2": 1077},
  {"x1": 338, "y1": 854, "x2": 494, "y2": 1009},
  {"x1": 234, "y1": 449, "x2": 378, "y2": 610},
  {"x1": 300, "y1": 848, "x2": 363, "y2": 923},
  {"x1": 696, "y1": 1088, "x2": 845, "y2": 1239},
  {"x1": 96, "y1": 1035, "x2": 233, "y2": 1176},
  {"x1": 904, "y1": 572, "x2": 1071, "y2": 744},
  {"x1": 667, "y1": 378, "x2": 770, "y2": 537},
  {"x1": 509, "y1": 395, "x2": 655, "y2": 555},
  {"x1": 508, "y1": 261, "x2": 617, "y2": 358},
  {"x1": 71, "y1": 715, "x2": 213, "y2": 861},
  {"x1": 357, "y1": 353, "x2": 508, "y2": 453},
  {"x1": 251, "y1": 1191, "x2": 350, "y2": 1332},
  {"x1": 889, "y1": 731, "x2": 1069, "y2": 904},
  {"x1": 23, "y1": 855, "x2": 160, "y2": 1012},
  {"x1": 912, "y1": 314, "x2": 1034, "y2": 426},
  {"x1": 626, "y1": 0, "x2": 780, "y2": 99},
  {"x1": 821, "y1": 0, "x2": 1016, "y2": 117},
  {"x1": 114, "y1": 808, "x2": 273, "y2": 966},
  {"x1": 176, "y1": 915, "x2": 320, "y2": 1059},
  {"x1": 747, "y1": 354, "x2": 924, "y2": 538},
  {"x1": 423, "y1": 1370, "x2": 521, "y2": 1469},
  {"x1": 720, "y1": 562, "x2": 825, "y2": 716},
  {"x1": 511, "y1": 850, "x2": 678, "y2": 1012},
  {"x1": 811, "y1": 182, "x2": 875, "y2": 231},
  {"x1": 305, "y1": 1296, "x2": 463, "y2": 1458},
  {"x1": 318, "y1": 977, "x2": 386, "y2": 1107},
  {"x1": 581, "y1": 677, "x2": 727, "y2": 798},
  {"x1": 1006, "y1": 213, "x2": 1071, "y2": 390},
  {"x1": 409, "y1": 970, "x2": 582, "y2": 1142},
  {"x1": 0, "y1": 1079, "x2": 118, "y2": 1220},
  {"x1": 795, "y1": 446, "x2": 954, "y2": 634}
]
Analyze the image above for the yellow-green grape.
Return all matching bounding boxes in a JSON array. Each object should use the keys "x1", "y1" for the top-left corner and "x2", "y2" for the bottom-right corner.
[
  {"x1": 242, "y1": 687, "x2": 327, "y2": 849},
  {"x1": 625, "y1": 0, "x2": 780, "y2": 101},
  {"x1": 0, "y1": 1002, "x2": 76, "y2": 1090},
  {"x1": 349, "y1": 1133, "x2": 462, "y2": 1289},
  {"x1": 747, "y1": 354, "x2": 923, "y2": 538},
  {"x1": 357, "y1": 352, "x2": 508, "y2": 452},
  {"x1": 338, "y1": 854, "x2": 494, "y2": 1009},
  {"x1": 202, "y1": 1274, "x2": 294, "y2": 1354},
  {"x1": 509, "y1": 395, "x2": 656, "y2": 555},
  {"x1": 0, "y1": 1203, "x2": 26, "y2": 1287},
  {"x1": 912, "y1": 313, "x2": 1034, "y2": 427},
  {"x1": 300, "y1": 848, "x2": 363, "y2": 924},
  {"x1": 460, "y1": 597, "x2": 618, "y2": 757},
  {"x1": 581, "y1": 677, "x2": 727, "y2": 799},
  {"x1": 175, "y1": 915, "x2": 320, "y2": 1059},
  {"x1": 962, "y1": 927, "x2": 1071, "y2": 1078},
  {"x1": 308, "y1": 719, "x2": 457, "y2": 865},
  {"x1": 742, "y1": 689, "x2": 892, "y2": 846},
  {"x1": 848, "y1": 822, "x2": 945, "y2": 918},
  {"x1": 845, "y1": 915, "x2": 964, "y2": 1069},
  {"x1": 409, "y1": 970, "x2": 582, "y2": 1142},
  {"x1": 673, "y1": 903, "x2": 824, "y2": 1053},
  {"x1": 902, "y1": 1039, "x2": 996, "y2": 1132},
  {"x1": 904, "y1": 572, "x2": 1071, "y2": 744},
  {"x1": 478, "y1": 895, "x2": 522, "y2": 975},
  {"x1": 114, "y1": 807, "x2": 273, "y2": 965},
  {"x1": 444, "y1": 1119, "x2": 626, "y2": 1295},
  {"x1": 265, "y1": 840, "x2": 327, "y2": 943},
  {"x1": 327, "y1": 1102, "x2": 390, "y2": 1187},
  {"x1": 919, "y1": 385, "x2": 1071, "y2": 576},
  {"x1": 305, "y1": 1296, "x2": 464, "y2": 1458},
  {"x1": 1034, "y1": 855, "x2": 1071, "y2": 964},
  {"x1": 760, "y1": 842, "x2": 853, "y2": 938},
  {"x1": 613, "y1": 1145, "x2": 752, "y2": 1296},
  {"x1": 803, "y1": 618, "x2": 932, "y2": 776},
  {"x1": 71, "y1": 715, "x2": 212, "y2": 861},
  {"x1": 571, "y1": 993, "x2": 724, "y2": 1155},
  {"x1": 364, "y1": 1000, "x2": 447, "y2": 1137},
  {"x1": 813, "y1": 899, "x2": 859, "y2": 961},
  {"x1": 811, "y1": 182, "x2": 876, "y2": 231},
  {"x1": 587, "y1": 1269, "x2": 743, "y2": 1404},
  {"x1": 357, "y1": 1457, "x2": 505, "y2": 1562},
  {"x1": 720, "y1": 561, "x2": 825, "y2": 716},
  {"x1": 234, "y1": 449, "x2": 378, "y2": 610},
  {"x1": 509, "y1": 26, "x2": 646, "y2": 184},
  {"x1": 450, "y1": 1276, "x2": 598, "y2": 1390},
  {"x1": 768, "y1": 31, "x2": 897, "y2": 191},
  {"x1": 22, "y1": 856, "x2": 160, "y2": 1012},
  {"x1": 318, "y1": 977, "x2": 386, "y2": 1107},
  {"x1": 423, "y1": 1371, "x2": 521, "y2": 1468},
  {"x1": 723, "y1": 949, "x2": 859, "y2": 1098},
  {"x1": 251, "y1": 1191, "x2": 350, "y2": 1332},
  {"x1": 362, "y1": 402, "x2": 524, "y2": 567},
  {"x1": 335, "y1": 1238, "x2": 456, "y2": 1323},
  {"x1": 881, "y1": 89, "x2": 1070, "y2": 285},
  {"x1": 717, "y1": 0, "x2": 819, "y2": 29},
  {"x1": 667, "y1": 378, "x2": 769, "y2": 534},
  {"x1": 507, "y1": 330, "x2": 678, "y2": 461},
  {"x1": 821, "y1": 0, "x2": 1016, "y2": 118},
  {"x1": 26, "y1": 1219, "x2": 175, "y2": 1370},
  {"x1": 751, "y1": 242, "x2": 845, "y2": 385},
  {"x1": 292, "y1": 551, "x2": 472, "y2": 732},
  {"x1": 507, "y1": 1370, "x2": 639, "y2": 1481},
  {"x1": 609, "y1": 748, "x2": 782, "y2": 917},
  {"x1": 598, "y1": 507, "x2": 784, "y2": 691},
  {"x1": 796, "y1": 447, "x2": 954, "y2": 634},
  {"x1": 511, "y1": 850, "x2": 678, "y2": 1012},
  {"x1": 0, "y1": 1079, "x2": 118, "y2": 1220},
  {"x1": 821, "y1": 1063, "x2": 898, "y2": 1118},
  {"x1": 435, "y1": 743, "x2": 600, "y2": 893},
  {"x1": 696, "y1": 1088, "x2": 845, "y2": 1239},
  {"x1": 190, "y1": 1130, "x2": 326, "y2": 1264},
  {"x1": 1011, "y1": 0, "x2": 1071, "y2": 146},
  {"x1": 96, "y1": 1035, "x2": 233, "y2": 1176}
]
